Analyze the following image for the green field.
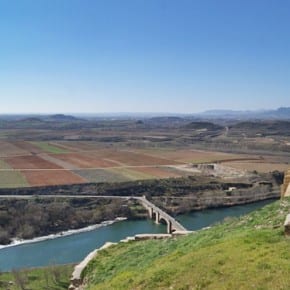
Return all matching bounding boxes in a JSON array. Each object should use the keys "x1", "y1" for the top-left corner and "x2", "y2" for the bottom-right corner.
[
  {"x1": 0, "y1": 171, "x2": 28, "y2": 188},
  {"x1": 109, "y1": 167, "x2": 153, "y2": 181},
  {"x1": 0, "y1": 159, "x2": 11, "y2": 169},
  {"x1": 83, "y1": 198, "x2": 290, "y2": 290},
  {"x1": 73, "y1": 169, "x2": 129, "y2": 183},
  {"x1": 0, "y1": 264, "x2": 73, "y2": 290},
  {"x1": 30, "y1": 142, "x2": 70, "y2": 154}
]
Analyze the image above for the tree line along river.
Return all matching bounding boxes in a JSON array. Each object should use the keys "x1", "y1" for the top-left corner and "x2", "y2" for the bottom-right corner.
[{"x1": 0, "y1": 199, "x2": 274, "y2": 272}]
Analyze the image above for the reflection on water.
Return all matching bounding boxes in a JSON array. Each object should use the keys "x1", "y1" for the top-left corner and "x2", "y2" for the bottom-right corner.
[{"x1": 177, "y1": 199, "x2": 275, "y2": 230}]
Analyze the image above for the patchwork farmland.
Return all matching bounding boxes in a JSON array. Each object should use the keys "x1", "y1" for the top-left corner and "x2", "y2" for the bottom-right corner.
[{"x1": 0, "y1": 136, "x2": 289, "y2": 188}]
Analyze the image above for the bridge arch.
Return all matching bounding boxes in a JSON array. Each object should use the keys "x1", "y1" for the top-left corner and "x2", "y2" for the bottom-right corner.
[{"x1": 140, "y1": 196, "x2": 186, "y2": 234}]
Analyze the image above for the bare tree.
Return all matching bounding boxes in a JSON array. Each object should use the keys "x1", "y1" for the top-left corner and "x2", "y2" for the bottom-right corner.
[{"x1": 11, "y1": 269, "x2": 27, "y2": 290}]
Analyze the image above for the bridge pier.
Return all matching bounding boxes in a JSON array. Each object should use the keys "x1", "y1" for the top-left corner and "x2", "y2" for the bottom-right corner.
[
  {"x1": 148, "y1": 207, "x2": 153, "y2": 219},
  {"x1": 167, "y1": 221, "x2": 172, "y2": 234},
  {"x1": 155, "y1": 211, "x2": 160, "y2": 224}
]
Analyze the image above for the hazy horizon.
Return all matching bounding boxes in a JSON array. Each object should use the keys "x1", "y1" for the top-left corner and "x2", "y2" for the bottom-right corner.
[
  {"x1": 1, "y1": 1, "x2": 290, "y2": 113},
  {"x1": 0, "y1": 106, "x2": 289, "y2": 117}
]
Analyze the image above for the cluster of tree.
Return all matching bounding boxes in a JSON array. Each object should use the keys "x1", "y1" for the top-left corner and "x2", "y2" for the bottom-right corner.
[{"x1": 0, "y1": 198, "x2": 145, "y2": 245}]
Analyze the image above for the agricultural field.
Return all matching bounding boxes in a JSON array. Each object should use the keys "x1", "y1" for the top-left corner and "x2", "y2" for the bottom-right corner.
[
  {"x1": 0, "y1": 171, "x2": 28, "y2": 188},
  {"x1": 31, "y1": 142, "x2": 70, "y2": 154},
  {"x1": 0, "y1": 159, "x2": 11, "y2": 169},
  {"x1": 108, "y1": 167, "x2": 154, "y2": 180},
  {"x1": 54, "y1": 141, "x2": 105, "y2": 151},
  {"x1": 0, "y1": 141, "x2": 29, "y2": 157},
  {"x1": 73, "y1": 169, "x2": 129, "y2": 183},
  {"x1": 135, "y1": 148, "x2": 253, "y2": 164},
  {"x1": 21, "y1": 170, "x2": 86, "y2": 186},
  {"x1": 4, "y1": 155, "x2": 62, "y2": 170},
  {"x1": 52, "y1": 153, "x2": 119, "y2": 168},
  {"x1": 0, "y1": 117, "x2": 289, "y2": 188},
  {"x1": 224, "y1": 161, "x2": 290, "y2": 173},
  {"x1": 9, "y1": 141, "x2": 43, "y2": 154},
  {"x1": 131, "y1": 166, "x2": 182, "y2": 178}
]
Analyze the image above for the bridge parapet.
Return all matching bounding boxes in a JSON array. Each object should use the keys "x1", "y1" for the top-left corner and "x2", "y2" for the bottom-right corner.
[{"x1": 138, "y1": 196, "x2": 187, "y2": 234}]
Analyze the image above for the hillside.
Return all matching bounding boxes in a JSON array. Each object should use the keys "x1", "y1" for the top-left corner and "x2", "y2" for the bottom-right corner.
[
  {"x1": 198, "y1": 107, "x2": 290, "y2": 120},
  {"x1": 229, "y1": 120, "x2": 290, "y2": 136},
  {"x1": 184, "y1": 121, "x2": 224, "y2": 131},
  {"x1": 82, "y1": 198, "x2": 290, "y2": 290}
]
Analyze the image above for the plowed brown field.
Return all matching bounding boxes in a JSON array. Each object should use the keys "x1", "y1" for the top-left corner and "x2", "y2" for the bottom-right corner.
[
  {"x1": 10, "y1": 141, "x2": 43, "y2": 154},
  {"x1": 0, "y1": 141, "x2": 29, "y2": 157},
  {"x1": 5, "y1": 156, "x2": 62, "y2": 169},
  {"x1": 21, "y1": 170, "x2": 86, "y2": 186}
]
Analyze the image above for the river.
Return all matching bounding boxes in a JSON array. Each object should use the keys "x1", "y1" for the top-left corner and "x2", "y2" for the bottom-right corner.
[{"x1": 0, "y1": 199, "x2": 275, "y2": 272}]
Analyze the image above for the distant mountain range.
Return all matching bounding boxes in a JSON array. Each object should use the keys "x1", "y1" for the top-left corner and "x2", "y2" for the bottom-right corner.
[
  {"x1": 0, "y1": 107, "x2": 290, "y2": 121},
  {"x1": 0, "y1": 114, "x2": 84, "y2": 122},
  {"x1": 197, "y1": 107, "x2": 290, "y2": 120}
]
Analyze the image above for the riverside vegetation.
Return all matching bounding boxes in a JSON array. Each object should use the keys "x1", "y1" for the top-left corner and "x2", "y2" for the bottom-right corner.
[
  {"x1": 0, "y1": 198, "x2": 146, "y2": 245},
  {"x1": 0, "y1": 172, "x2": 281, "y2": 245},
  {"x1": 81, "y1": 197, "x2": 290, "y2": 290},
  {"x1": 0, "y1": 194, "x2": 288, "y2": 289}
]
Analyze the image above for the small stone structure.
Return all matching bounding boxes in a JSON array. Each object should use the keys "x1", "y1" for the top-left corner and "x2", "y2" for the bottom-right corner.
[
  {"x1": 281, "y1": 169, "x2": 290, "y2": 197},
  {"x1": 284, "y1": 214, "x2": 290, "y2": 236}
]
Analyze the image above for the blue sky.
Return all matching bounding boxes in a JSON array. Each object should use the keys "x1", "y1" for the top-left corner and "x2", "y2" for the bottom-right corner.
[{"x1": 0, "y1": 0, "x2": 290, "y2": 113}]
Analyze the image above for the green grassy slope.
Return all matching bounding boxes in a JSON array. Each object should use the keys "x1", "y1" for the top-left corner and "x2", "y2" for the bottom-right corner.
[
  {"x1": 83, "y1": 198, "x2": 290, "y2": 290},
  {"x1": 0, "y1": 264, "x2": 73, "y2": 290}
]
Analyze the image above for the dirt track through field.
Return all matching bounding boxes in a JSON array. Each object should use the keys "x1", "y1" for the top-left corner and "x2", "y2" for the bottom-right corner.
[{"x1": 40, "y1": 153, "x2": 78, "y2": 169}]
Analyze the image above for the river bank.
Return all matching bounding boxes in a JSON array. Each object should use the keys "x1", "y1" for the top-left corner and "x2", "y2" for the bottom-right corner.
[
  {"x1": 0, "y1": 217, "x2": 127, "y2": 250},
  {"x1": 0, "y1": 197, "x2": 146, "y2": 245},
  {"x1": 0, "y1": 199, "x2": 275, "y2": 272}
]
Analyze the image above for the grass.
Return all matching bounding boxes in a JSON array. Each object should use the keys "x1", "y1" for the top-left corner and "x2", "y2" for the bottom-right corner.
[
  {"x1": 83, "y1": 198, "x2": 290, "y2": 290},
  {"x1": 73, "y1": 169, "x2": 129, "y2": 183},
  {"x1": 0, "y1": 159, "x2": 11, "y2": 169},
  {"x1": 30, "y1": 142, "x2": 70, "y2": 154},
  {"x1": 0, "y1": 171, "x2": 28, "y2": 188},
  {"x1": 0, "y1": 264, "x2": 73, "y2": 290},
  {"x1": 109, "y1": 168, "x2": 153, "y2": 181}
]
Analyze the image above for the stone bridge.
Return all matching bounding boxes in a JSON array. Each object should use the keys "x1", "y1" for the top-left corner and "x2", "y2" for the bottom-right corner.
[
  {"x1": 137, "y1": 196, "x2": 187, "y2": 234},
  {"x1": 281, "y1": 169, "x2": 290, "y2": 197}
]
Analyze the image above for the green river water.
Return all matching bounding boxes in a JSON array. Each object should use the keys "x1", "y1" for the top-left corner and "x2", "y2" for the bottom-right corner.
[{"x1": 0, "y1": 199, "x2": 274, "y2": 271}]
